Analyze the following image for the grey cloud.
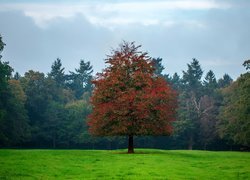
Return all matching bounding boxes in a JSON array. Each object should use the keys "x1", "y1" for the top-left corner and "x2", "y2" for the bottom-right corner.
[
  {"x1": 0, "y1": 3, "x2": 249, "y2": 80},
  {"x1": 0, "y1": 11, "x2": 113, "y2": 75},
  {"x1": 137, "y1": 7, "x2": 250, "y2": 79}
]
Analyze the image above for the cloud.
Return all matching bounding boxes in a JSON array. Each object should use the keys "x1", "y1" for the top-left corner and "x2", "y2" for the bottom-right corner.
[
  {"x1": 0, "y1": 1, "x2": 231, "y2": 28},
  {"x1": 0, "y1": 11, "x2": 114, "y2": 75},
  {"x1": 0, "y1": 0, "x2": 249, "y2": 79}
]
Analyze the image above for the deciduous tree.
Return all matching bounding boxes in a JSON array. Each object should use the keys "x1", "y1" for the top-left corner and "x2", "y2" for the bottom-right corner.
[
  {"x1": 0, "y1": 35, "x2": 30, "y2": 146},
  {"x1": 88, "y1": 42, "x2": 177, "y2": 153},
  {"x1": 218, "y1": 72, "x2": 250, "y2": 147}
]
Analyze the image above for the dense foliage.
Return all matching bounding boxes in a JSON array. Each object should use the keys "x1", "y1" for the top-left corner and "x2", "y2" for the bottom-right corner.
[
  {"x1": 218, "y1": 72, "x2": 250, "y2": 146},
  {"x1": 0, "y1": 34, "x2": 249, "y2": 150},
  {"x1": 88, "y1": 42, "x2": 177, "y2": 152}
]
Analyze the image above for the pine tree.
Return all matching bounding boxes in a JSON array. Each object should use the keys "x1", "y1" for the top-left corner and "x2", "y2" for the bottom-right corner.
[{"x1": 68, "y1": 60, "x2": 93, "y2": 99}]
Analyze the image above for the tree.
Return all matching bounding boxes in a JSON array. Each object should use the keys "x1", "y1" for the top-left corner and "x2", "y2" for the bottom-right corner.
[
  {"x1": 0, "y1": 35, "x2": 13, "y2": 101},
  {"x1": 218, "y1": 74, "x2": 233, "y2": 88},
  {"x1": 152, "y1": 57, "x2": 164, "y2": 76},
  {"x1": 21, "y1": 71, "x2": 52, "y2": 147},
  {"x1": 0, "y1": 36, "x2": 13, "y2": 146},
  {"x1": 166, "y1": 73, "x2": 182, "y2": 91},
  {"x1": 4, "y1": 80, "x2": 30, "y2": 146},
  {"x1": 0, "y1": 34, "x2": 6, "y2": 58},
  {"x1": 44, "y1": 101, "x2": 66, "y2": 148},
  {"x1": 48, "y1": 58, "x2": 65, "y2": 87},
  {"x1": 0, "y1": 61, "x2": 13, "y2": 107},
  {"x1": 88, "y1": 42, "x2": 177, "y2": 153},
  {"x1": 13, "y1": 72, "x2": 21, "y2": 80},
  {"x1": 64, "y1": 100, "x2": 92, "y2": 147},
  {"x1": 199, "y1": 95, "x2": 218, "y2": 149},
  {"x1": 243, "y1": 59, "x2": 250, "y2": 70},
  {"x1": 203, "y1": 70, "x2": 217, "y2": 95},
  {"x1": 175, "y1": 59, "x2": 203, "y2": 150},
  {"x1": 0, "y1": 35, "x2": 30, "y2": 146},
  {"x1": 218, "y1": 72, "x2": 250, "y2": 147},
  {"x1": 182, "y1": 58, "x2": 203, "y2": 93},
  {"x1": 68, "y1": 60, "x2": 93, "y2": 99}
]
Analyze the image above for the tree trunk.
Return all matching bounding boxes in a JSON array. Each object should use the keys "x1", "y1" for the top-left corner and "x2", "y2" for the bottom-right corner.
[
  {"x1": 204, "y1": 143, "x2": 207, "y2": 151},
  {"x1": 128, "y1": 135, "x2": 134, "y2": 153},
  {"x1": 188, "y1": 135, "x2": 193, "y2": 150},
  {"x1": 53, "y1": 135, "x2": 56, "y2": 149}
]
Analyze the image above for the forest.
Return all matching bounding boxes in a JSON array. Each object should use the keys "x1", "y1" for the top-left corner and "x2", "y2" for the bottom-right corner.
[{"x1": 0, "y1": 34, "x2": 249, "y2": 150}]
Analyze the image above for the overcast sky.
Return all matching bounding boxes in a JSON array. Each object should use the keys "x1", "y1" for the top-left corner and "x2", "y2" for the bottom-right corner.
[{"x1": 0, "y1": 0, "x2": 249, "y2": 79}]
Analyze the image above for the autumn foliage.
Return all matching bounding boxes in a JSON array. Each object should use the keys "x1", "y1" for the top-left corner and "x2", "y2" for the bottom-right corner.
[{"x1": 88, "y1": 42, "x2": 177, "y2": 152}]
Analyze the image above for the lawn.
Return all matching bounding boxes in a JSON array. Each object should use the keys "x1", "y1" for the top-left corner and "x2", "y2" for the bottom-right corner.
[{"x1": 0, "y1": 149, "x2": 249, "y2": 179}]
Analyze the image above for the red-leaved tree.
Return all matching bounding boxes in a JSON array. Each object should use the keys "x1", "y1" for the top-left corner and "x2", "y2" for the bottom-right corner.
[{"x1": 88, "y1": 42, "x2": 177, "y2": 153}]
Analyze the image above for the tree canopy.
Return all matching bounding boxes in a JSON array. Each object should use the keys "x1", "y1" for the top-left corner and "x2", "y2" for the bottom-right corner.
[
  {"x1": 88, "y1": 42, "x2": 177, "y2": 153},
  {"x1": 218, "y1": 72, "x2": 250, "y2": 146}
]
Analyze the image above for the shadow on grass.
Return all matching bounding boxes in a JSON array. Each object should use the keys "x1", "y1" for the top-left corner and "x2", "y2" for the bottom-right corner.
[
  {"x1": 112, "y1": 149, "x2": 171, "y2": 154},
  {"x1": 111, "y1": 149, "x2": 214, "y2": 159}
]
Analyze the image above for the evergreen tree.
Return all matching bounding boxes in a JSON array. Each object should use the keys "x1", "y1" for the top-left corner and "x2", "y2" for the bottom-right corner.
[
  {"x1": 203, "y1": 70, "x2": 217, "y2": 95},
  {"x1": 152, "y1": 57, "x2": 164, "y2": 76},
  {"x1": 218, "y1": 74, "x2": 233, "y2": 88},
  {"x1": 182, "y1": 58, "x2": 203, "y2": 92},
  {"x1": 68, "y1": 60, "x2": 93, "y2": 99},
  {"x1": 48, "y1": 58, "x2": 65, "y2": 87},
  {"x1": 44, "y1": 101, "x2": 66, "y2": 148},
  {"x1": 175, "y1": 58, "x2": 203, "y2": 150},
  {"x1": 170, "y1": 73, "x2": 182, "y2": 90},
  {"x1": 0, "y1": 34, "x2": 5, "y2": 59},
  {"x1": 243, "y1": 59, "x2": 250, "y2": 70},
  {"x1": 13, "y1": 72, "x2": 21, "y2": 80}
]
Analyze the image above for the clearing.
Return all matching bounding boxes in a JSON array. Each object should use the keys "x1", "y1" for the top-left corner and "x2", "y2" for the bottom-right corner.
[{"x1": 0, "y1": 149, "x2": 249, "y2": 179}]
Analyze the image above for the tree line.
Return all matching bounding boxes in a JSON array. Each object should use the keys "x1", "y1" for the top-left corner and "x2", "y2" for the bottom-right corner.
[{"x1": 0, "y1": 35, "x2": 249, "y2": 150}]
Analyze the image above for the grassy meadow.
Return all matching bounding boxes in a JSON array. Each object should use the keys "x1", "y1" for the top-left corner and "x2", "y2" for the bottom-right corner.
[{"x1": 0, "y1": 149, "x2": 249, "y2": 179}]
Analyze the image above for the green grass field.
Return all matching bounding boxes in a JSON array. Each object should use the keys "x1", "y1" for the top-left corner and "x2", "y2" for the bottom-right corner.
[{"x1": 0, "y1": 149, "x2": 249, "y2": 179}]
